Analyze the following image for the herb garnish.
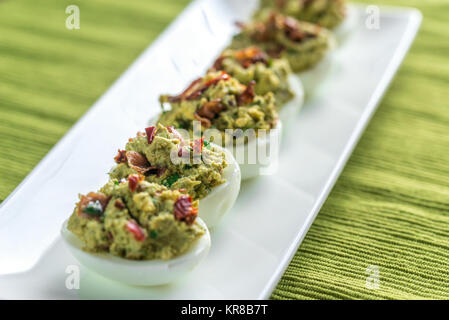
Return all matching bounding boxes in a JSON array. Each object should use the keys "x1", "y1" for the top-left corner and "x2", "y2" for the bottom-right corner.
[
  {"x1": 150, "y1": 230, "x2": 159, "y2": 239},
  {"x1": 82, "y1": 200, "x2": 103, "y2": 216},
  {"x1": 162, "y1": 173, "x2": 180, "y2": 187}
]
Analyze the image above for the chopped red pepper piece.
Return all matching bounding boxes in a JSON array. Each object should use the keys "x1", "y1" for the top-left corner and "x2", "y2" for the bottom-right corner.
[
  {"x1": 128, "y1": 173, "x2": 144, "y2": 192},
  {"x1": 125, "y1": 220, "x2": 146, "y2": 242},
  {"x1": 173, "y1": 195, "x2": 198, "y2": 225},
  {"x1": 145, "y1": 126, "x2": 156, "y2": 144}
]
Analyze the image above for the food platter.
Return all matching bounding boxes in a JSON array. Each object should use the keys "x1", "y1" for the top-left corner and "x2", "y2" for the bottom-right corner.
[{"x1": 0, "y1": 1, "x2": 421, "y2": 299}]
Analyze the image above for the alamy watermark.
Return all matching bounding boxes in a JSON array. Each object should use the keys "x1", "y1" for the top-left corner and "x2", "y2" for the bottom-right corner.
[
  {"x1": 365, "y1": 265, "x2": 380, "y2": 289},
  {"x1": 365, "y1": 5, "x2": 380, "y2": 30},
  {"x1": 65, "y1": 265, "x2": 80, "y2": 290},
  {"x1": 66, "y1": 5, "x2": 80, "y2": 30},
  {"x1": 166, "y1": 121, "x2": 281, "y2": 176}
]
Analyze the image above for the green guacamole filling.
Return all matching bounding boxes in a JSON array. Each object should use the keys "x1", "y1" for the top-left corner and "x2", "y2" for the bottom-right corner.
[
  {"x1": 157, "y1": 71, "x2": 278, "y2": 137},
  {"x1": 109, "y1": 123, "x2": 227, "y2": 200},
  {"x1": 67, "y1": 178, "x2": 204, "y2": 260},
  {"x1": 230, "y1": 11, "x2": 330, "y2": 73},
  {"x1": 210, "y1": 46, "x2": 294, "y2": 106},
  {"x1": 257, "y1": 0, "x2": 346, "y2": 29}
]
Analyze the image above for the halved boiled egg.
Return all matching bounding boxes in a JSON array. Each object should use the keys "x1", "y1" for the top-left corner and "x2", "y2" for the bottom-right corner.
[
  {"x1": 61, "y1": 217, "x2": 211, "y2": 286},
  {"x1": 198, "y1": 144, "x2": 241, "y2": 228},
  {"x1": 227, "y1": 120, "x2": 282, "y2": 180},
  {"x1": 298, "y1": 40, "x2": 337, "y2": 98},
  {"x1": 278, "y1": 74, "x2": 304, "y2": 129}
]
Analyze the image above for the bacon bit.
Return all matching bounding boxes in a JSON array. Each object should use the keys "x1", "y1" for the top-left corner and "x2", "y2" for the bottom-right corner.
[
  {"x1": 185, "y1": 72, "x2": 230, "y2": 100},
  {"x1": 251, "y1": 12, "x2": 311, "y2": 44},
  {"x1": 212, "y1": 55, "x2": 225, "y2": 70},
  {"x1": 173, "y1": 195, "x2": 198, "y2": 225},
  {"x1": 237, "y1": 80, "x2": 256, "y2": 105},
  {"x1": 128, "y1": 174, "x2": 144, "y2": 192},
  {"x1": 126, "y1": 151, "x2": 151, "y2": 175},
  {"x1": 77, "y1": 192, "x2": 111, "y2": 217},
  {"x1": 194, "y1": 99, "x2": 224, "y2": 128},
  {"x1": 125, "y1": 220, "x2": 146, "y2": 242},
  {"x1": 167, "y1": 78, "x2": 203, "y2": 102},
  {"x1": 114, "y1": 199, "x2": 126, "y2": 210},
  {"x1": 156, "y1": 167, "x2": 167, "y2": 177},
  {"x1": 145, "y1": 126, "x2": 156, "y2": 144},
  {"x1": 146, "y1": 165, "x2": 166, "y2": 177},
  {"x1": 166, "y1": 72, "x2": 231, "y2": 102},
  {"x1": 251, "y1": 21, "x2": 270, "y2": 42},
  {"x1": 186, "y1": 87, "x2": 208, "y2": 101},
  {"x1": 193, "y1": 137, "x2": 204, "y2": 154},
  {"x1": 266, "y1": 45, "x2": 285, "y2": 58},
  {"x1": 284, "y1": 16, "x2": 307, "y2": 42},
  {"x1": 194, "y1": 113, "x2": 211, "y2": 128},
  {"x1": 114, "y1": 149, "x2": 127, "y2": 164},
  {"x1": 204, "y1": 71, "x2": 230, "y2": 87},
  {"x1": 178, "y1": 188, "x2": 187, "y2": 193},
  {"x1": 234, "y1": 47, "x2": 269, "y2": 69}
]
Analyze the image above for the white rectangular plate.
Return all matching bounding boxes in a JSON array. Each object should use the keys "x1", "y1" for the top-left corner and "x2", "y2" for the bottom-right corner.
[{"x1": 0, "y1": 1, "x2": 421, "y2": 299}]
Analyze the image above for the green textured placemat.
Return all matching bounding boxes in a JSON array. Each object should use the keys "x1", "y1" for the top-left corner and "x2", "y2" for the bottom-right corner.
[{"x1": 0, "y1": 0, "x2": 448, "y2": 299}]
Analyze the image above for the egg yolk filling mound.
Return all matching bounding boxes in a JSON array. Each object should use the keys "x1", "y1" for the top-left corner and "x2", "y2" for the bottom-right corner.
[
  {"x1": 210, "y1": 46, "x2": 294, "y2": 106},
  {"x1": 109, "y1": 123, "x2": 227, "y2": 200},
  {"x1": 157, "y1": 71, "x2": 278, "y2": 139},
  {"x1": 231, "y1": 11, "x2": 330, "y2": 73},
  {"x1": 257, "y1": 0, "x2": 346, "y2": 29},
  {"x1": 67, "y1": 176, "x2": 205, "y2": 260}
]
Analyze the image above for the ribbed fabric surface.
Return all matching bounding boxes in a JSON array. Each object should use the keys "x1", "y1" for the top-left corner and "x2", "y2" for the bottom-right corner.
[{"x1": 1, "y1": 0, "x2": 448, "y2": 299}]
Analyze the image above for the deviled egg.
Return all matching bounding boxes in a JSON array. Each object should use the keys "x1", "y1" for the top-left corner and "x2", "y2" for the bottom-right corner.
[
  {"x1": 256, "y1": 0, "x2": 357, "y2": 45},
  {"x1": 157, "y1": 71, "x2": 282, "y2": 180},
  {"x1": 209, "y1": 46, "x2": 304, "y2": 125},
  {"x1": 61, "y1": 177, "x2": 210, "y2": 286},
  {"x1": 109, "y1": 123, "x2": 241, "y2": 227},
  {"x1": 257, "y1": 0, "x2": 346, "y2": 30},
  {"x1": 230, "y1": 11, "x2": 333, "y2": 96}
]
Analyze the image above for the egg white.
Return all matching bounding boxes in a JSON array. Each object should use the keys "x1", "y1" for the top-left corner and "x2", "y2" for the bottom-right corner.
[
  {"x1": 278, "y1": 74, "x2": 304, "y2": 130},
  {"x1": 334, "y1": 5, "x2": 360, "y2": 45},
  {"x1": 228, "y1": 120, "x2": 282, "y2": 180},
  {"x1": 198, "y1": 144, "x2": 241, "y2": 228},
  {"x1": 61, "y1": 217, "x2": 211, "y2": 286},
  {"x1": 298, "y1": 45, "x2": 336, "y2": 99}
]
